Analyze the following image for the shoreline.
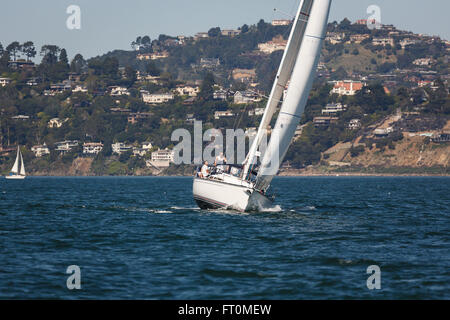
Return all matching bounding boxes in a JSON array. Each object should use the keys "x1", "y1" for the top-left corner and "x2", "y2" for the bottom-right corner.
[{"x1": 2, "y1": 173, "x2": 449, "y2": 178}]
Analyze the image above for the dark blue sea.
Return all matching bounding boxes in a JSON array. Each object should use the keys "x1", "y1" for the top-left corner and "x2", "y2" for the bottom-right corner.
[{"x1": 0, "y1": 176, "x2": 449, "y2": 299}]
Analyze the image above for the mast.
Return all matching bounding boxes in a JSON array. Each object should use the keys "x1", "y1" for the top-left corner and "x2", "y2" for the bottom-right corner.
[
  {"x1": 11, "y1": 146, "x2": 20, "y2": 174},
  {"x1": 255, "y1": 0, "x2": 332, "y2": 191},
  {"x1": 242, "y1": 0, "x2": 314, "y2": 180}
]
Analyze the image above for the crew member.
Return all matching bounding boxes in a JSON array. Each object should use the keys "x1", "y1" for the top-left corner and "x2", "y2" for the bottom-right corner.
[{"x1": 200, "y1": 161, "x2": 210, "y2": 178}]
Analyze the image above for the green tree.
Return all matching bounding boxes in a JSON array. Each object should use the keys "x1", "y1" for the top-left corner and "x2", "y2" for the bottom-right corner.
[
  {"x1": 208, "y1": 27, "x2": 221, "y2": 37},
  {"x1": 6, "y1": 41, "x2": 21, "y2": 61},
  {"x1": 198, "y1": 72, "x2": 215, "y2": 101},
  {"x1": 40, "y1": 45, "x2": 60, "y2": 64},
  {"x1": 70, "y1": 53, "x2": 86, "y2": 73},
  {"x1": 22, "y1": 41, "x2": 36, "y2": 61}
]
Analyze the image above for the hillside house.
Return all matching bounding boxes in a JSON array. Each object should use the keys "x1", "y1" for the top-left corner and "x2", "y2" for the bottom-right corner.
[
  {"x1": 83, "y1": 142, "x2": 103, "y2": 155},
  {"x1": 325, "y1": 32, "x2": 345, "y2": 44},
  {"x1": 372, "y1": 38, "x2": 394, "y2": 47},
  {"x1": 55, "y1": 140, "x2": 79, "y2": 153},
  {"x1": 112, "y1": 142, "x2": 133, "y2": 155},
  {"x1": 234, "y1": 91, "x2": 262, "y2": 104},
  {"x1": 142, "y1": 92, "x2": 174, "y2": 104},
  {"x1": 258, "y1": 36, "x2": 287, "y2": 54},
  {"x1": 221, "y1": 29, "x2": 241, "y2": 37},
  {"x1": 322, "y1": 103, "x2": 347, "y2": 115},
  {"x1": 232, "y1": 69, "x2": 256, "y2": 83},
  {"x1": 214, "y1": 110, "x2": 235, "y2": 119},
  {"x1": 248, "y1": 108, "x2": 265, "y2": 117},
  {"x1": 194, "y1": 32, "x2": 209, "y2": 41},
  {"x1": 109, "y1": 86, "x2": 130, "y2": 96},
  {"x1": 313, "y1": 116, "x2": 339, "y2": 127},
  {"x1": 127, "y1": 112, "x2": 152, "y2": 124},
  {"x1": 348, "y1": 119, "x2": 362, "y2": 130},
  {"x1": 0, "y1": 77, "x2": 12, "y2": 86},
  {"x1": 147, "y1": 149, "x2": 175, "y2": 168},
  {"x1": 174, "y1": 85, "x2": 199, "y2": 97},
  {"x1": 31, "y1": 143, "x2": 50, "y2": 157},
  {"x1": 271, "y1": 19, "x2": 291, "y2": 26},
  {"x1": 48, "y1": 118, "x2": 68, "y2": 128},
  {"x1": 349, "y1": 34, "x2": 370, "y2": 44},
  {"x1": 331, "y1": 80, "x2": 365, "y2": 96}
]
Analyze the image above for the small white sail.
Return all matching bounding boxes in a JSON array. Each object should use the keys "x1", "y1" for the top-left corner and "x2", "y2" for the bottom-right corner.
[
  {"x1": 19, "y1": 148, "x2": 26, "y2": 176},
  {"x1": 11, "y1": 146, "x2": 20, "y2": 174}
]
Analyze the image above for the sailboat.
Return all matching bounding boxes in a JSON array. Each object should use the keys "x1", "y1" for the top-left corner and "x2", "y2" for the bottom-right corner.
[
  {"x1": 5, "y1": 146, "x2": 26, "y2": 180},
  {"x1": 193, "y1": 0, "x2": 332, "y2": 211}
]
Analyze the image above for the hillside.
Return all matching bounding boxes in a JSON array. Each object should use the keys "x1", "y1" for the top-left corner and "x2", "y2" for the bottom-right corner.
[{"x1": 0, "y1": 17, "x2": 449, "y2": 176}]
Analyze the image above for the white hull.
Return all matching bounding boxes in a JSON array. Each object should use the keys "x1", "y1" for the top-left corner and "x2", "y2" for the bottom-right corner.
[
  {"x1": 193, "y1": 177, "x2": 273, "y2": 212},
  {"x1": 5, "y1": 175, "x2": 26, "y2": 180}
]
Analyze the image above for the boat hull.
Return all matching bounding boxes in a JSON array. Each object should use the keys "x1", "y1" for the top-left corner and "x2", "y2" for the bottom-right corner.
[
  {"x1": 5, "y1": 175, "x2": 26, "y2": 180},
  {"x1": 193, "y1": 177, "x2": 273, "y2": 212}
]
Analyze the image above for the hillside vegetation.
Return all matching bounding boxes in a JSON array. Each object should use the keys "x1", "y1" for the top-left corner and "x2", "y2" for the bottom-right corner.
[{"x1": 0, "y1": 18, "x2": 449, "y2": 176}]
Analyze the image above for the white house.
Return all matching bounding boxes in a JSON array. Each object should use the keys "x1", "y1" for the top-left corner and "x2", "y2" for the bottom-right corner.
[
  {"x1": 31, "y1": 143, "x2": 50, "y2": 157},
  {"x1": 146, "y1": 149, "x2": 175, "y2": 168},
  {"x1": 142, "y1": 142, "x2": 153, "y2": 151},
  {"x1": 213, "y1": 89, "x2": 231, "y2": 101},
  {"x1": 234, "y1": 91, "x2": 262, "y2": 104},
  {"x1": 174, "y1": 85, "x2": 200, "y2": 97},
  {"x1": 248, "y1": 108, "x2": 265, "y2": 116},
  {"x1": 348, "y1": 119, "x2": 362, "y2": 130},
  {"x1": 109, "y1": 86, "x2": 130, "y2": 96},
  {"x1": 331, "y1": 81, "x2": 365, "y2": 96},
  {"x1": 112, "y1": 142, "x2": 132, "y2": 155},
  {"x1": 258, "y1": 36, "x2": 288, "y2": 54},
  {"x1": 142, "y1": 92, "x2": 174, "y2": 104},
  {"x1": 214, "y1": 110, "x2": 235, "y2": 119},
  {"x1": 0, "y1": 77, "x2": 12, "y2": 86},
  {"x1": 83, "y1": 142, "x2": 103, "y2": 155},
  {"x1": 72, "y1": 85, "x2": 88, "y2": 93},
  {"x1": 413, "y1": 58, "x2": 436, "y2": 66},
  {"x1": 55, "y1": 140, "x2": 79, "y2": 153},
  {"x1": 325, "y1": 32, "x2": 345, "y2": 44},
  {"x1": 322, "y1": 103, "x2": 347, "y2": 115},
  {"x1": 221, "y1": 29, "x2": 241, "y2": 37},
  {"x1": 271, "y1": 19, "x2": 291, "y2": 26},
  {"x1": 372, "y1": 38, "x2": 394, "y2": 47},
  {"x1": 48, "y1": 118, "x2": 68, "y2": 128}
]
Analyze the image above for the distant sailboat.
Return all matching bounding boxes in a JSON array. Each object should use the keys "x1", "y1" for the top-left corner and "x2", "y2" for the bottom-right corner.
[
  {"x1": 5, "y1": 146, "x2": 26, "y2": 180},
  {"x1": 193, "y1": 0, "x2": 332, "y2": 211}
]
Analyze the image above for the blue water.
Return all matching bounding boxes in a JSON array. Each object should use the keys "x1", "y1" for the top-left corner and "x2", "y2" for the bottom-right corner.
[{"x1": 0, "y1": 176, "x2": 449, "y2": 299}]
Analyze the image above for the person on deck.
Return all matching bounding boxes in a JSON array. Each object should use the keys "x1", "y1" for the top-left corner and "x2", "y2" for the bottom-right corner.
[
  {"x1": 214, "y1": 153, "x2": 227, "y2": 166},
  {"x1": 214, "y1": 153, "x2": 228, "y2": 173},
  {"x1": 200, "y1": 161, "x2": 210, "y2": 178}
]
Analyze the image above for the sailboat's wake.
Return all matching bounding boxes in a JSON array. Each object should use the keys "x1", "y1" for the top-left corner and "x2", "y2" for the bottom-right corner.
[{"x1": 257, "y1": 204, "x2": 283, "y2": 213}]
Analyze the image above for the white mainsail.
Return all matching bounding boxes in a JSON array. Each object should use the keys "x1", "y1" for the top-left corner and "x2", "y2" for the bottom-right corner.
[
  {"x1": 242, "y1": 0, "x2": 314, "y2": 180},
  {"x1": 192, "y1": 0, "x2": 332, "y2": 212},
  {"x1": 19, "y1": 148, "x2": 26, "y2": 176},
  {"x1": 11, "y1": 146, "x2": 20, "y2": 174},
  {"x1": 256, "y1": 0, "x2": 332, "y2": 191}
]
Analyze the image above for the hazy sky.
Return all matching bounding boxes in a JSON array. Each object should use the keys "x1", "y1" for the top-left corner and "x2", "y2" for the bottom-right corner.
[{"x1": 1, "y1": 0, "x2": 449, "y2": 60}]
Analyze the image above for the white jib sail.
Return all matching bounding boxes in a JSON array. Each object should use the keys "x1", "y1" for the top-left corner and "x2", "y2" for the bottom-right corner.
[
  {"x1": 242, "y1": 0, "x2": 314, "y2": 179},
  {"x1": 11, "y1": 146, "x2": 20, "y2": 174},
  {"x1": 19, "y1": 148, "x2": 26, "y2": 176},
  {"x1": 256, "y1": 0, "x2": 332, "y2": 191}
]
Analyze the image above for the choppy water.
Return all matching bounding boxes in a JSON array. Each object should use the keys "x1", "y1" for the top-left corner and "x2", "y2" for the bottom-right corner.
[{"x1": 0, "y1": 176, "x2": 449, "y2": 299}]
